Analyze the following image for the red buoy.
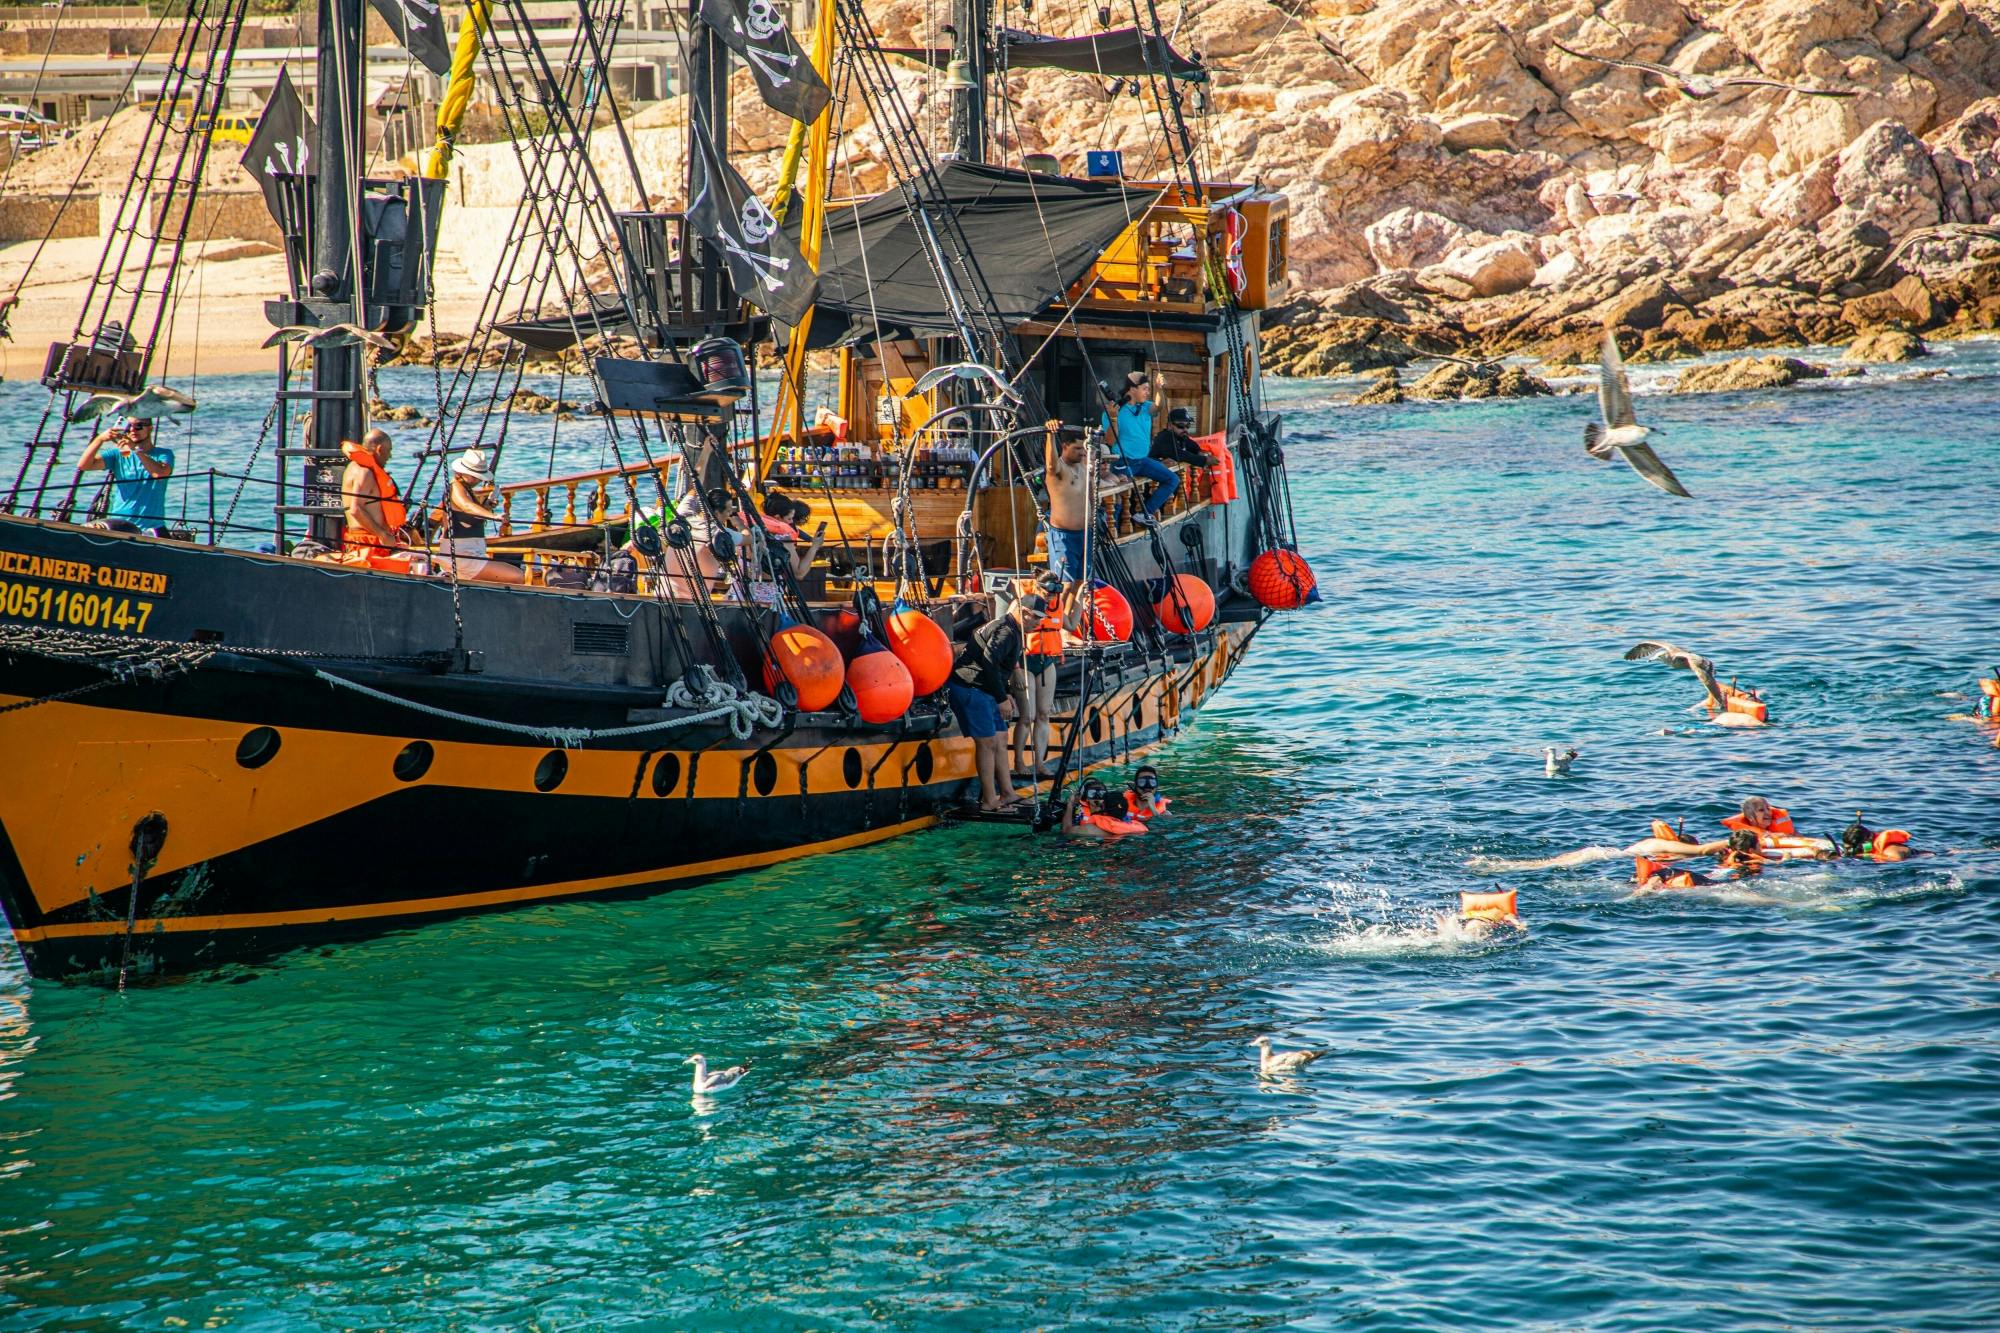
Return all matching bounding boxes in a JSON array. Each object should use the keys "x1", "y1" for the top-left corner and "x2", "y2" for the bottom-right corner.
[
  {"x1": 1071, "y1": 582, "x2": 1134, "y2": 643},
  {"x1": 1153, "y1": 573, "x2": 1216, "y2": 634},
  {"x1": 763, "y1": 622, "x2": 846, "y2": 712},
  {"x1": 848, "y1": 649, "x2": 914, "y2": 723},
  {"x1": 1247, "y1": 549, "x2": 1316, "y2": 610},
  {"x1": 884, "y1": 603, "x2": 953, "y2": 694}
]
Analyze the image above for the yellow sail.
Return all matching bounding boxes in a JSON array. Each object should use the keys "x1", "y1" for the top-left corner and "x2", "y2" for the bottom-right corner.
[
  {"x1": 761, "y1": 0, "x2": 838, "y2": 479},
  {"x1": 425, "y1": 0, "x2": 495, "y2": 181}
]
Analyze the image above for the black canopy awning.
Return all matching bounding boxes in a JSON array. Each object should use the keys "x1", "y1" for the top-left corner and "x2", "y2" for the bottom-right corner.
[
  {"x1": 885, "y1": 26, "x2": 1205, "y2": 81},
  {"x1": 803, "y1": 161, "x2": 1160, "y2": 348}
]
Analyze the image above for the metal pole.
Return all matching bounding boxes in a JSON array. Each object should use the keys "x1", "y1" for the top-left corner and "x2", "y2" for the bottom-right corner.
[{"x1": 308, "y1": 0, "x2": 365, "y2": 548}]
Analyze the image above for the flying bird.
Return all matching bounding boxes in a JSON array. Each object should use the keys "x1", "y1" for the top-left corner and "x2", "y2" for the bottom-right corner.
[
  {"x1": 66, "y1": 383, "x2": 198, "y2": 424},
  {"x1": 1870, "y1": 222, "x2": 2000, "y2": 277},
  {"x1": 1624, "y1": 640, "x2": 1724, "y2": 710},
  {"x1": 1544, "y1": 746, "x2": 1578, "y2": 777},
  {"x1": 1253, "y1": 1035, "x2": 1325, "y2": 1077},
  {"x1": 905, "y1": 360, "x2": 1024, "y2": 405},
  {"x1": 685, "y1": 1053, "x2": 747, "y2": 1096},
  {"x1": 261, "y1": 323, "x2": 398, "y2": 352},
  {"x1": 1586, "y1": 328, "x2": 1692, "y2": 498},
  {"x1": 1551, "y1": 42, "x2": 1860, "y2": 99}
]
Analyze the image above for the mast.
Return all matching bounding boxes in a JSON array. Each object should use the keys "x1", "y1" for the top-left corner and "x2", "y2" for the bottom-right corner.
[
  {"x1": 947, "y1": 0, "x2": 987, "y2": 163},
  {"x1": 306, "y1": 0, "x2": 367, "y2": 548},
  {"x1": 686, "y1": 0, "x2": 734, "y2": 324}
]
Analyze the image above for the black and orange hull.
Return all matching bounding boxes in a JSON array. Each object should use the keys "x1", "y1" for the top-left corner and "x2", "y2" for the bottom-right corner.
[{"x1": 0, "y1": 613, "x2": 1254, "y2": 981}]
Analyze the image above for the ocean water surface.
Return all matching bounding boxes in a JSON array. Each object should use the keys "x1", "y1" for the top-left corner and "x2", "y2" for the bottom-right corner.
[{"x1": 1, "y1": 346, "x2": 1998, "y2": 1329}]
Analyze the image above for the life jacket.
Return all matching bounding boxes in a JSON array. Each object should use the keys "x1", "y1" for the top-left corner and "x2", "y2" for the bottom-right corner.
[
  {"x1": 1649, "y1": 819, "x2": 1686, "y2": 844},
  {"x1": 760, "y1": 513, "x2": 800, "y2": 542},
  {"x1": 1459, "y1": 889, "x2": 1518, "y2": 923},
  {"x1": 1864, "y1": 829, "x2": 1912, "y2": 858},
  {"x1": 1721, "y1": 806, "x2": 1796, "y2": 843},
  {"x1": 1027, "y1": 612, "x2": 1063, "y2": 661},
  {"x1": 1708, "y1": 687, "x2": 1768, "y2": 723},
  {"x1": 1125, "y1": 790, "x2": 1170, "y2": 821},
  {"x1": 1083, "y1": 810, "x2": 1148, "y2": 836},
  {"x1": 1634, "y1": 857, "x2": 1700, "y2": 889},
  {"x1": 340, "y1": 441, "x2": 407, "y2": 550}
]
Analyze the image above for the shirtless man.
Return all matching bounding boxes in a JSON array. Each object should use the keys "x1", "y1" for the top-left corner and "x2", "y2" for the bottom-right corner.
[{"x1": 1043, "y1": 420, "x2": 1092, "y2": 631}]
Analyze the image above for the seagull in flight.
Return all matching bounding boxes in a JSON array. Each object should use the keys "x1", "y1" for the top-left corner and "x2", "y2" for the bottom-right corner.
[
  {"x1": 1586, "y1": 328, "x2": 1692, "y2": 498},
  {"x1": 1544, "y1": 745, "x2": 1578, "y2": 777},
  {"x1": 261, "y1": 323, "x2": 398, "y2": 352},
  {"x1": 66, "y1": 382, "x2": 197, "y2": 423},
  {"x1": 685, "y1": 1053, "x2": 747, "y2": 1096},
  {"x1": 905, "y1": 360, "x2": 1024, "y2": 406},
  {"x1": 1624, "y1": 640, "x2": 1725, "y2": 710},
  {"x1": 1871, "y1": 222, "x2": 2000, "y2": 277},
  {"x1": 1253, "y1": 1035, "x2": 1325, "y2": 1077},
  {"x1": 1552, "y1": 42, "x2": 1860, "y2": 99}
]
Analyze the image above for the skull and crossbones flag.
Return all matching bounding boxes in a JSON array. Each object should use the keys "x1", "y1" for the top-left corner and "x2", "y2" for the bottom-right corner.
[
  {"x1": 698, "y1": 0, "x2": 830, "y2": 125},
  {"x1": 368, "y1": 0, "x2": 453, "y2": 77},
  {"x1": 241, "y1": 67, "x2": 315, "y2": 227},
  {"x1": 688, "y1": 119, "x2": 818, "y2": 326}
]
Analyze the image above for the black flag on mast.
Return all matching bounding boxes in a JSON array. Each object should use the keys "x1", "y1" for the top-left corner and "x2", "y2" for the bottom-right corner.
[
  {"x1": 241, "y1": 66, "x2": 315, "y2": 226},
  {"x1": 368, "y1": 0, "x2": 453, "y2": 78},
  {"x1": 697, "y1": 0, "x2": 830, "y2": 125},
  {"x1": 688, "y1": 119, "x2": 818, "y2": 326}
]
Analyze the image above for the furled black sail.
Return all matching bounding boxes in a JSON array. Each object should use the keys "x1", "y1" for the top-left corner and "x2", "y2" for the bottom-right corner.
[
  {"x1": 241, "y1": 66, "x2": 315, "y2": 225},
  {"x1": 802, "y1": 161, "x2": 1159, "y2": 346},
  {"x1": 885, "y1": 26, "x2": 1205, "y2": 81},
  {"x1": 689, "y1": 122, "x2": 819, "y2": 326},
  {"x1": 697, "y1": 0, "x2": 831, "y2": 124},
  {"x1": 368, "y1": 0, "x2": 453, "y2": 77}
]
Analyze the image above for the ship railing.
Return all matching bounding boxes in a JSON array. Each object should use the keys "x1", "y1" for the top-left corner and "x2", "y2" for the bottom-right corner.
[
  {"x1": 491, "y1": 459, "x2": 677, "y2": 538},
  {"x1": 1064, "y1": 181, "x2": 1288, "y2": 314}
]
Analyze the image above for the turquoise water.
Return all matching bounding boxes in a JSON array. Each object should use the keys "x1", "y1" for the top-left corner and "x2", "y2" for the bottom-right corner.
[{"x1": 3, "y1": 348, "x2": 1999, "y2": 1328}]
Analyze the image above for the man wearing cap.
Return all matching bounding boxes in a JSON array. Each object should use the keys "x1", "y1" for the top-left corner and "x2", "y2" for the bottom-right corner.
[
  {"x1": 1098, "y1": 369, "x2": 1179, "y2": 525},
  {"x1": 948, "y1": 592, "x2": 1042, "y2": 812},
  {"x1": 1152, "y1": 406, "x2": 1212, "y2": 468}
]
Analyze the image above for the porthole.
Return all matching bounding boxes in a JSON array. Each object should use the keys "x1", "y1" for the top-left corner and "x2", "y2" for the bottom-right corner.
[
  {"x1": 1130, "y1": 695, "x2": 1145, "y2": 725},
  {"x1": 652, "y1": 752, "x2": 682, "y2": 797},
  {"x1": 912, "y1": 742, "x2": 934, "y2": 784},
  {"x1": 533, "y1": 749, "x2": 569, "y2": 792},
  {"x1": 1089, "y1": 713, "x2": 1104, "y2": 743},
  {"x1": 235, "y1": 726, "x2": 280, "y2": 769},
  {"x1": 751, "y1": 752, "x2": 778, "y2": 796},
  {"x1": 392, "y1": 741, "x2": 434, "y2": 782},
  {"x1": 842, "y1": 747, "x2": 863, "y2": 789}
]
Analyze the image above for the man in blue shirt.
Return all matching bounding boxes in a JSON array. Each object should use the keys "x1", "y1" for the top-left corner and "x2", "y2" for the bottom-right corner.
[
  {"x1": 1098, "y1": 369, "x2": 1179, "y2": 524},
  {"x1": 77, "y1": 418, "x2": 175, "y2": 531}
]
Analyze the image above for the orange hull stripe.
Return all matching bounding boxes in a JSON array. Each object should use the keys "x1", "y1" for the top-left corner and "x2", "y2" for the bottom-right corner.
[{"x1": 11, "y1": 813, "x2": 940, "y2": 941}]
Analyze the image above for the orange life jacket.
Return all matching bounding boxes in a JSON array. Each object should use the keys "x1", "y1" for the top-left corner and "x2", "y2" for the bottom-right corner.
[
  {"x1": 1721, "y1": 806, "x2": 1795, "y2": 842},
  {"x1": 341, "y1": 441, "x2": 408, "y2": 550},
  {"x1": 1459, "y1": 889, "x2": 1518, "y2": 923},
  {"x1": 1083, "y1": 810, "x2": 1148, "y2": 836},
  {"x1": 1707, "y1": 687, "x2": 1768, "y2": 723},
  {"x1": 1027, "y1": 612, "x2": 1063, "y2": 661},
  {"x1": 1634, "y1": 857, "x2": 1700, "y2": 889},
  {"x1": 1125, "y1": 790, "x2": 1170, "y2": 821},
  {"x1": 1864, "y1": 829, "x2": 1912, "y2": 858}
]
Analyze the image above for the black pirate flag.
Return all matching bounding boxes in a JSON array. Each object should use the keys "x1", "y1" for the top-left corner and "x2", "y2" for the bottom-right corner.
[
  {"x1": 698, "y1": 0, "x2": 830, "y2": 125},
  {"x1": 242, "y1": 67, "x2": 315, "y2": 227},
  {"x1": 688, "y1": 119, "x2": 817, "y2": 326},
  {"x1": 368, "y1": 0, "x2": 453, "y2": 77}
]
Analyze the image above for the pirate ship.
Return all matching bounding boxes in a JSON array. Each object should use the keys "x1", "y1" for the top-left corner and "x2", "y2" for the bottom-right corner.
[{"x1": 0, "y1": 0, "x2": 1311, "y2": 982}]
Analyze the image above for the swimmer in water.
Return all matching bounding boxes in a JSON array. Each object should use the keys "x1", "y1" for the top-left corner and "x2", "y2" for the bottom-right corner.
[
  {"x1": 1634, "y1": 831, "x2": 1768, "y2": 893},
  {"x1": 1063, "y1": 777, "x2": 1149, "y2": 840},
  {"x1": 1124, "y1": 765, "x2": 1170, "y2": 822},
  {"x1": 1840, "y1": 813, "x2": 1918, "y2": 861},
  {"x1": 1722, "y1": 796, "x2": 1835, "y2": 860}
]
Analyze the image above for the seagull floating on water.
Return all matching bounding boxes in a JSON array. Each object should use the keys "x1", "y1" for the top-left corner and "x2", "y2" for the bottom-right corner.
[
  {"x1": 685, "y1": 1053, "x2": 747, "y2": 1095},
  {"x1": 1552, "y1": 42, "x2": 1860, "y2": 99},
  {"x1": 66, "y1": 383, "x2": 198, "y2": 424},
  {"x1": 261, "y1": 323, "x2": 398, "y2": 353},
  {"x1": 1586, "y1": 328, "x2": 1692, "y2": 498},
  {"x1": 1544, "y1": 746, "x2": 1578, "y2": 777},
  {"x1": 1253, "y1": 1035, "x2": 1325, "y2": 1077},
  {"x1": 905, "y1": 360, "x2": 1023, "y2": 405}
]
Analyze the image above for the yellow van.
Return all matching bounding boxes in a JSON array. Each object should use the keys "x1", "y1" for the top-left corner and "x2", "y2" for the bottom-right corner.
[{"x1": 192, "y1": 113, "x2": 256, "y2": 146}]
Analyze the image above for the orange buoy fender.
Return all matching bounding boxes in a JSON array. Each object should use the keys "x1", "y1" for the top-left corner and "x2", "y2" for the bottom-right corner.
[
  {"x1": 884, "y1": 601, "x2": 953, "y2": 695},
  {"x1": 763, "y1": 621, "x2": 846, "y2": 712},
  {"x1": 1154, "y1": 572, "x2": 1216, "y2": 634},
  {"x1": 1248, "y1": 549, "x2": 1316, "y2": 610},
  {"x1": 848, "y1": 646, "x2": 914, "y2": 724},
  {"x1": 1072, "y1": 582, "x2": 1134, "y2": 643},
  {"x1": 1460, "y1": 889, "x2": 1518, "y2": 923}
]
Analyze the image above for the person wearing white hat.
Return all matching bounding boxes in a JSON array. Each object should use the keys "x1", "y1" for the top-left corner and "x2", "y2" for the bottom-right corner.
[{"x1": 437, "y1": 448, "x2": 524, "y2": 584}]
